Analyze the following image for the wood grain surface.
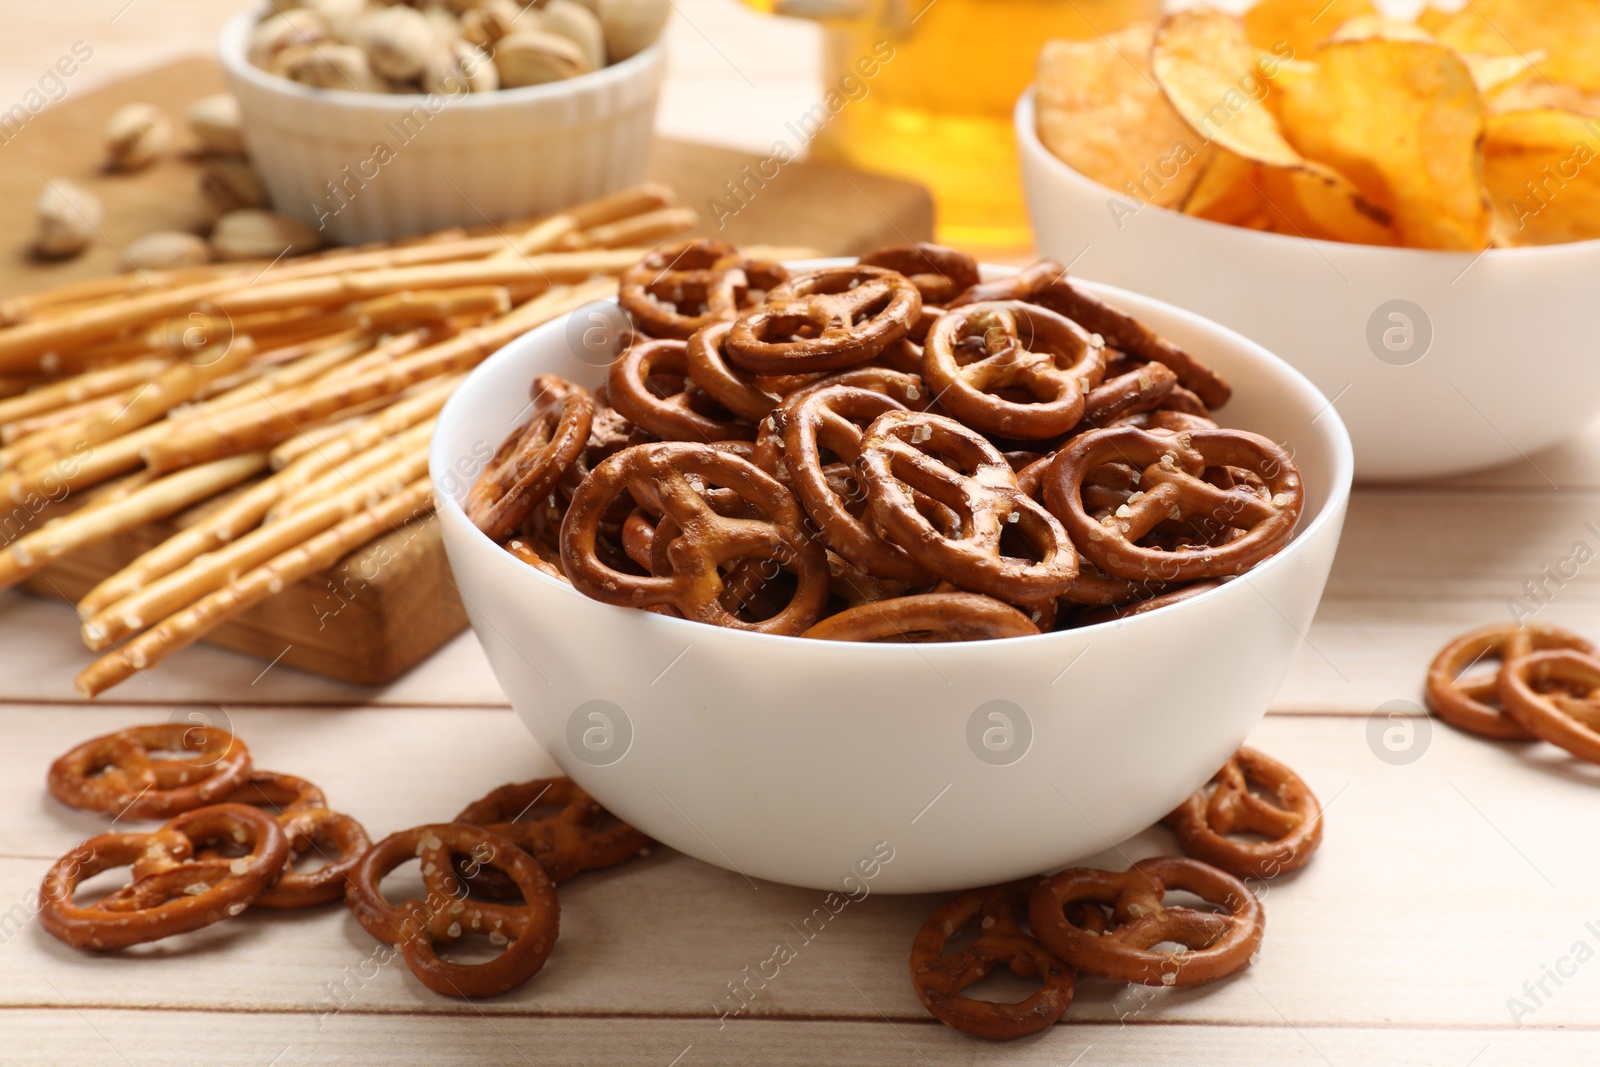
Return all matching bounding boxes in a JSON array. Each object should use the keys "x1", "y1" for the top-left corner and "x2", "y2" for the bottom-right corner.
[{"x1": 3, "y1": 3, "x2": 1598, "y2": 1065}]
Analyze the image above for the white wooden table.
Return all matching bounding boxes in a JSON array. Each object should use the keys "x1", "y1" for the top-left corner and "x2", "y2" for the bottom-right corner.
[{"x1": 5, "y1": 2, "x2": 1600, "y2": 1064}]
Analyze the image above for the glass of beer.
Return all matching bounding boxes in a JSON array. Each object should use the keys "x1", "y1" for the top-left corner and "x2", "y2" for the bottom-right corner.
[{"x1": 744, "y1": 0, "x2": 1159, "y2": 248}]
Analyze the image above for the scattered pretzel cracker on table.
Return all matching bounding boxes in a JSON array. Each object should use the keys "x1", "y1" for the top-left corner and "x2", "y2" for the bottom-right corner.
[
  {"x1": 1427, "y1": 621, "x2": 1600, "y2": 765},
  {"x1": 40, "y1": 719, "x2": 650, "y2": 997},
  {"x1": 0, "y1": 183, "x2": 807, "y2": 696},
  {"x1": 37, "y1": 717, "x2": 1323, "y2": 1029}
]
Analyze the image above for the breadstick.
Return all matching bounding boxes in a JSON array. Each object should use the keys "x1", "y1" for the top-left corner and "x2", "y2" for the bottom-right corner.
[
  {"x1": 0, "y1": 377, "x2": 43, "y2": 400},
  {"x1": 78, "y1": 465, "x2": 298, "y2": 617},
  {"x1": 490, "y1": 216, "x2": 579, "y2": 262},
  {"x1": 0, "y1": 273, "x2": 154, "y2": 326},
  {"x1": 354, "y1": 286, "x2": 512, "y2": 329},
  {"x1": 82, "y1": 448, "x2": 428, "y2": 650},
  {"x1": 76, "y1": 476, "x2": 435, "y2": 697},
  {"x1": 268, "y1": 418, "x2": 435, "y2": 519},
  {"x1": 0, "y1": 453, "x2": 267, "y2": 593},
  {"x1": 288, "y1": 328, "x2": 436, "y2": 390},
  {"x1": 213, "y1": 248, "x2": 639, "y2": 317},
  {"x1": 489, "y1": 183, "x2": 677, "y2": 261},
  {"x1": 0, "y1": 276, "x2": 243, "y2": 374},
  {"x1": 176, "y1": 333, "x2": 372, "y2": 419},
  {"x1": 570, "y1": 207, "x2": 698, "y2": 250},
  {"x1": 76, "y1": 379, "x2": 449, "y2": 618},
  {"x1": 144, "y1": 279, "x2": 613, "y2": 470},
  {"x1": 0, "y1": 268, "x2": 245, "y2": 328},
  {"x1": 258, "y1": 233, "x2": 500, "y2": 280},
  {"x1": 269, "y1": 373, "x2": 461, "y2": 472},
  {"x1": 2, "y1": 392, "x2": 133, "y2": 444},
  {"x1": 567, "y1": 182, "x2": 676, "y2": 227},
  {"x1": 4, "y1": 420, "x2": 169, "y2": 504},
  {"x1": 267, "y1": 416, "x2": 367, "y2": 470},
  {"x1": 4, "y1": 336, "x2": 256, "y2": 474},
  {"x1": 75, "y1": 469, "x2": 158, "y2": 511},
  {"x1": 0, "y1": 357, "x2": 171, "y2": 426}
]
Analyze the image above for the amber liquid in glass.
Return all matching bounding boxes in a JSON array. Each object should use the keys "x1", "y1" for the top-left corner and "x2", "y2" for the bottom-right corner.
[{"x1": 767, "y1": 0, "x2": 1158, "y2": 248}]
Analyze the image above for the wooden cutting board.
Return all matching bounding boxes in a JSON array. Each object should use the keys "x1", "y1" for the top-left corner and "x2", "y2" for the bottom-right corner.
[{"x1": 5, "y1": 56, "x2": 934, "y2": 688}]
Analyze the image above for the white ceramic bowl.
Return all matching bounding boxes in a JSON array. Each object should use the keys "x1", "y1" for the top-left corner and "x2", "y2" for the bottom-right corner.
[
  {"x1": 1017, "y1": 90, "x2": 1600, "y2": 483},
  {"x1": 431, "y1": 267, "x2": 1354, "y2": 893},
  {"x1": 218, "y1": 10, "x2": 663, "y2": 244}
]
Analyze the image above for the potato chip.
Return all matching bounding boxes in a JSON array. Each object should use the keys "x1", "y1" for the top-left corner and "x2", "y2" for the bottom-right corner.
[
  {"x1": 1242, "y1": 0, "x2": 1374, "y2": 59},
  {"x1": 1034, "y1": 23, "x2": 1212, "y2": 209},
  {"x1": 1328, "y1": 16, "x2": 1434, "y2": 43},
  {"x1": 1273, "y1": 37, "x2": 1490, "y2": 249},
  {"x1": 1463, "y1": 53, "x2": 1541, "y2": 96},
  {"x1": 1180, "y1": 149, "x2": 1265, "y2": 224},
  {"x1": 1256, "y1": 165, "x2": 1400, "y2": 245},
  {"x1": 1151, "y1": 9, "x2": 1302, "y2": 170},
  {"x1": 1152, "y1": 9, "x2": 1392, "y2": 244},
  {"x1": 1419, "y1": 0, "x2": 1600, "y2": 92},
  {"x1": 1482, "y1": 107, "x2": 1600, "y2": 245},
  {"x1": 1490, "y1": 78, "x2": 1600, "y2": 118}
]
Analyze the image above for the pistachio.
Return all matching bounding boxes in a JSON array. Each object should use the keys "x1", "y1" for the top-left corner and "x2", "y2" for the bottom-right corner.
[
  {"x1": 597, "y1": 0, "x2": 668, "y2": 62},
  {"x1": 199, "y1": 156, "x2": 267, "y2": 213},
  {"x1": 34, "y1": 180, "x2": 102, "y2": 260},
  {"x1": 210, "y1": 210, "x2": 324, "y2": 262},
  {"x1": 302, "y1": 0, "x2": 367, "y2": 42},
  {"x1": 285, "y1": 42, "x2": 386, "y2": 91},
  {"x1": 539, "y1": 0, "x2": 605, "y2": 72},
  {"x1": 494, "y1": 30, "x2": 589, "y2": 88},
  {"x1": 268, "y1": 42, "x2": 315, "y2": 80},
  {"x1": 104, "y1": 102, "x2": 172, "y2": 172},
  {"x1": 248, "y1": 8, "x2": 329, "y2": 70},
  {"x1": 186, "y1": 94, "x2": 245, "y2": 156},
  {"x1": 124, "y1": 231, "x2": 212, "y2": 271},
  {"x1": 421, "y1": 3, "x2": 464, "y2": 47},
  {"x1": 459, "y1": 0, "x2": 522, "y2": 47},
  {"x1": 423, "y1": 39, "x2": 500, "y2": 94},
  {"x1": 362, "y1": 5, "x2": 439, "y2": 82}
]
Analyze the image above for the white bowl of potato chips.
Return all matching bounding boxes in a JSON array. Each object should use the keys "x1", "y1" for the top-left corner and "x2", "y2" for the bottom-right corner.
[{"x1": 1017, "y1": 0, "x2": 1600, "y2": 481}]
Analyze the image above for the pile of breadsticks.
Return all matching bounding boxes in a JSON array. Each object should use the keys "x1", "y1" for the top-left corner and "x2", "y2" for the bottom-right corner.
[{"x1": 0, "y1": 183, "x2": 729, "y2": 697}]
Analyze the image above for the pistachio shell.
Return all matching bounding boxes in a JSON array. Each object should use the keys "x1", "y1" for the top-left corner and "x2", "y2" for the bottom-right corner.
[
  {"x1": 248, "y1": 9, "x2": 329, "y2": 70},
  {"x1": 495, "y1": 30, "x2": 589, "y2": 87},
  {"x1": 460, "y1": 0, "x2": 522, "y2": 47},
  {"x1": 34, "y1": 180, "x2": 102, "y2": 260},
  {"x1": 186, "y1": 94, "x2": 245, "y2": 156},
  {"x1": 211, "y1": 210, "x2": 324, "y2": 262},
  {"x1": 287, "y1": 42, "x2": 387, "y2": 91},
  {"x1": 423, "y1": 38, "x2": 500, "y2": 94},
  {"x1": 303, "y1": 0, "x2": 370, "y2": 42},
  {"x1": 362, "y1": 5, "x2": 439, "y2": 81},
  {"x1": 104, "y1": 103, "x2": 172, "y2": 172},
  {"x1": 124, "y1": 231, "x2": 212, "y2": 271},
  {"x1": 421, "y1": 3, "x2": 463, "y2": 47},
  {"x1": 199, "y1": 156, "x2": 267, "y2": 213},
  {"x1": 597, "y1": 0, "x2": 667, "y2": 62},
  {"x1": 539, "y1": 0, "x2": 606, "y2": 72}
]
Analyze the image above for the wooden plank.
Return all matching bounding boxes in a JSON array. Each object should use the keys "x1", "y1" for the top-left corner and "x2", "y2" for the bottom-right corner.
[
  {"x1": 20, "y1": 509, "x2": 469, "y2": 690},
  {"x1": 0, "y1": 593, "x2": 501, "y2": 706},
  {"x1": 4, "y1": 709, "x2": 1600, "y2": 1032},
  {"x1": 0, "y1": 1012, "x2": 1582, "y2": 1067}
]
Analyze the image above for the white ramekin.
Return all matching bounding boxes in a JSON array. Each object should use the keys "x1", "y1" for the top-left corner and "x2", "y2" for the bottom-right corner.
[
  {"x1": 1017, "y1": 89, "x2": 1600, "y2": 483},
  {"x1": 431, "y1": 262, "x2": 1354, "y2": 893},
  {"x1": 218, "y1": 9, "x2": 664, "y2": 244}
]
